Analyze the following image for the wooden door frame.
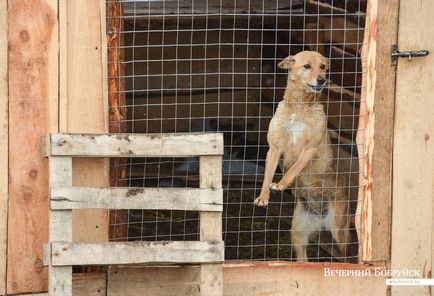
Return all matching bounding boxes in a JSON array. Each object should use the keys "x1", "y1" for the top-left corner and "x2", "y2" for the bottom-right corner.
[
  {"x1": 357, "y1": 0, "x2": 399, "y2": 264},
  {"x1": 0, "y1": 0, "x2": 403, "y2": 294}
]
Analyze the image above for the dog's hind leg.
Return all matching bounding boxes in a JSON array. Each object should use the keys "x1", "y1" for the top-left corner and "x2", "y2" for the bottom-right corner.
[
  {"x1": 291, "y1": 201, "x2": 321, "y2": 262},
  {"x1": 254, "y1": 146, "x2": 280, "y2": 207},
  {"x1": 327, "y1": 201, "x2": 351, "y2": 261}
]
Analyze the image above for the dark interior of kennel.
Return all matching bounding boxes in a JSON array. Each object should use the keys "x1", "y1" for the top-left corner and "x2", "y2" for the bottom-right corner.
[{"x1": 108, "y1": 0, "x2": 366, "y2": 262}]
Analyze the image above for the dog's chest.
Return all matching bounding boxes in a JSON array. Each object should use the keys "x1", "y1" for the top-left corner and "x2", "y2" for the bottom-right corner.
[{"x1": 283, "y1": 114, "x2": 305, "y2": 144}]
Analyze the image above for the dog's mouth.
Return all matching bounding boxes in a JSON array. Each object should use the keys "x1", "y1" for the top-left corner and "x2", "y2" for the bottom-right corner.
[{"x1": 307, "y1": 83, "x2": 326, "y2": 93}]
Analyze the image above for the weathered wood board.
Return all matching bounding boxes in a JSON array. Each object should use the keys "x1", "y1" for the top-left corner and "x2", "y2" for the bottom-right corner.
[
  {"x1": 43, "y1": 133, "x2": 224, "y2": 158},
  {"x1": 108, "y1": 262, "x2": 387, "y2": 296},
  {"x1": 7, "y1": 0, "x2": 58, "y2": 293},
  {"x1": 60, "y1": 0, "x2": 109, "y2": 243},
  {"x1": 50, "y1": 187, "x2": 223, "y2": 211},
  {"x1": 50, "y1": 241, "x2": 224, "y2": 266},
  {"x1": 391, "y1": 0, "x2": 434, "y2": 295},
  {"x1": 48, "y1": 157, "x2": 73, "y2": 295},
  {"x1": 0, "y1": 0, "x2": 8, "y2": 294}
]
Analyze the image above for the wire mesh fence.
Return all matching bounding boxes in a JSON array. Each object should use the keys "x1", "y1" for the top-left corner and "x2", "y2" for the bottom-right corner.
[{"x1": 107, "y1": 0, "x2": 366, "y2": 262}]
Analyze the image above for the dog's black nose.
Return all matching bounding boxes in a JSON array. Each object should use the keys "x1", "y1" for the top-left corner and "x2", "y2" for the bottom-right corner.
[{"x1": 317, "y1": 77, "x2": 326, "y2": 85}]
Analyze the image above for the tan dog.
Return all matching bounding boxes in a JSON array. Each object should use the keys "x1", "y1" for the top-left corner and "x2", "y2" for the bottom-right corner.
[{"x1": 254, "y1": 51, "x2": 351, "y2": 261}]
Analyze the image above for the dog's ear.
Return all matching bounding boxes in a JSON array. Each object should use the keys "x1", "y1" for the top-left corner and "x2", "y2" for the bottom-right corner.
[{"x1": 278, "y1": 56, "x2": 295, "y2": 70}]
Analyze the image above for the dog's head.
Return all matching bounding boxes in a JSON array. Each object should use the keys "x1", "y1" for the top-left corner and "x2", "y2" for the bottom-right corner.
[{"x1": 278, "y1": 51, "x2": 329, "y2": 94}]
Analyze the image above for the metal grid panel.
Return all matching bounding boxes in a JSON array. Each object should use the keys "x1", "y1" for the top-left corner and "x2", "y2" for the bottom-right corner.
[{"x1": 107, "y1": 0, "x2": 366, "y2": 262}]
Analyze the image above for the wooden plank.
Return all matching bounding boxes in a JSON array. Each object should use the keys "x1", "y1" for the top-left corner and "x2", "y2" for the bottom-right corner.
[
  {"x1": 355, "y1": 0, "x2": 372, "y2": 262},
  {"x1": 107, "y1": 0, "x2": 127, "y2": 135},
  {"x1": 123, "y1": 0, "x2": 304, "y2": 15},
  {"x1": 64, "y1": 0, "x2": 108, "y2": 134},
  {"x1": 59, "y1": 0, "x2": 67, "y2": 133},
  {"x1": 391, "y1": 0, "x2": 434, "y2": 295},
  {"x1": 44, "y1": 133, "x2": 225, "y2": 157},
  {"x1": 356, "y1": 0, "x2": 398, "y2": 263},
  {"x1": 357, "y1": 0, "x2": 398, "y2": 263},
  {"x1": 50, "y1": 241, "x2": 224, "y2": 266},
  {"x1": 107, "y1": 0, "x2": 131, "y2": 241},
  {"x1": 200, "y1": 156, "x2": 223, "y2": 296},
  {"x1": 7, "y1": 0, "x2": 58, "y2": 293},
  {"x1": 71, "y1": 159, "x2": 109, "y2": 243},
  {"x1": 366, "y1": 0, "x2": 397, "y2": 263},
  {"x1": 51, "y1": 187, "x2": 223, "y2": 211},
  {"x1": 0, "y1": 0, "x2": 8, "y2": 294},
  {"x1": 108, "y1": 262, "x2": 387, "y2": 296},
  {"x1": 48, "y1": 157, "x2": 73, "y2": 296},
  {"x1": 72, "y1": 272, "x2": 105, "y2": 296},
  {"x1": 21, "y1": 273, "x2": 106, "y2": 296},
  {"x1": 61, "y1": 0, "x2": 110, "y2": 243}
]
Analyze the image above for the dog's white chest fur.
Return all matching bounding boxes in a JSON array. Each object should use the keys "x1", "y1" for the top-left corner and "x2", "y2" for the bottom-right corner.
[{"x1": 284, "y1": 114, "x2": 305, "y2": 144}]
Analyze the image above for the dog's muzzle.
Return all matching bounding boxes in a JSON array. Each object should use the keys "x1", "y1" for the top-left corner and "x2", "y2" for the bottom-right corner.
[{"x1": 307, "y1": 83, "x2": 326, "y2": 93}]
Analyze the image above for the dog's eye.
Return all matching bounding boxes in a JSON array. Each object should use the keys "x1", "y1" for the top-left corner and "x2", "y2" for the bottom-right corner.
[
  {"x1": 320, "y1": 64, "x2": 326, "y2": 70},
  {"x1": 303, "y1": 64, "x2": 311, "y2": 69}
]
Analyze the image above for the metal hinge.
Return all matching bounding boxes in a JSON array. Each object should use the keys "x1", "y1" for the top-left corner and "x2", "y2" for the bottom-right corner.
[{"x1": 391, "y1": 45, "x2": 429, "y2": 65}]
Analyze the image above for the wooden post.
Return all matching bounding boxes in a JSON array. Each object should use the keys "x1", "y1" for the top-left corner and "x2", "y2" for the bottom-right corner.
[
  {"x1": 0, "y1": 1, "x2": 8, "y2": 294},
  {"x1": 7, "y1": 0, "x2": 58, "y2": 293},
  {"x1": 107, "y1": 0, "x2": 129, "y2": 241},
  {"x1": 356, "y1": 0, "x2": 399, "y2": 263},
  {"x1": 200, "y1": 156, "x2": 223, "y2": 296},
  {"x1": 48, "y1": 157, "x2": 73, "y2": 296},
  {"x1": 60, "y1": 0, "x2": 110, "y2": 243},
  {"x1": 391, "y1": 0, "x2": 434, "y2": 295}
]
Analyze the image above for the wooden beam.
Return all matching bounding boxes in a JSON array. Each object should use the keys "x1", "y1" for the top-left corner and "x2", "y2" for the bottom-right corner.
[
  {"x1": 48, "y1": 157, "x2": 73, "y2": 296},
  {"x1": 356, "y1": 0, "x2": 398, "y2": 263},
  {"x1": 0, "y1": 0, "x2": 8, "y2": 294},
  {"x1": 391, "y1": 0, "x2": 434, "y2": 295},
  {"x1": 355, "y1": 0, "x2": 369, "y2": 264},
  {"x1": 50, "y1": 187, "x2": 223, "y2": 211},
  {"x1": 107, "y1": 0, "x2": 127, "y2": 135},
  {"x1": 50, "y1": 241, "x2": 224, "y2": 266},
  {"x1": 61, "y1": 0, "x2": 110, "y2": 243},
  {"x1": 43, "y1": 133, "x2": 224, "y2": 158},
  {"x1": 107, "y1": 262, "x2": 387, "y2": 296},
  {"x1": 7, "y1": 0, "x2": 58, "y2": 293},
  {"x1": 107, "y1": 0, "x2": 129, "y2": 241},
  {"x1": 365, "y1": 0, "x2": 398, "y2": 262},
  {"x1": 200, "y1": 156, "x2": 223, "y2": 296},
  {"x1": 123, "y1": 0, "x2": 304, "y2": 15}
]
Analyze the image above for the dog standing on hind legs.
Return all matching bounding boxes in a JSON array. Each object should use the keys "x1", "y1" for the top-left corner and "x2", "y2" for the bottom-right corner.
[{"x1": 254, "y1": 51, "x2": 351, "y2": 262}]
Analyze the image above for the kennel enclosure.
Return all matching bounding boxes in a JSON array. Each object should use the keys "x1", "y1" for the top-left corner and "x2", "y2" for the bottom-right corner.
[
  {"x1": 0, "y1": 0, "x2": 433, "y2": 295},
  {"x1": 107, "y1": 0, "x2": 365, "y2": 263}
]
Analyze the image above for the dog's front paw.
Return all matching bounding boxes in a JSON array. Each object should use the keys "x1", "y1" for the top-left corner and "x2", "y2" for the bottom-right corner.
[
  {"x1": 270, "y1": 182, "x2": 286, "y2": 192},
  {"x1": 254, "y1": 196, "x2": 269, "y2": 207}
]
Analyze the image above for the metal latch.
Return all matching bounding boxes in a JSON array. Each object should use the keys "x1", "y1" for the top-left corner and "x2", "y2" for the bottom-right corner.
[{"x1": 391, "y1": 45, "x2": 429, "y2": 65}]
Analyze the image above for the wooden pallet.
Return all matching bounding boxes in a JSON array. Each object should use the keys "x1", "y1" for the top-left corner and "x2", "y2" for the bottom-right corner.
[{"x1": 42, "y1": 133, "x2": 224, "y2": 296}]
